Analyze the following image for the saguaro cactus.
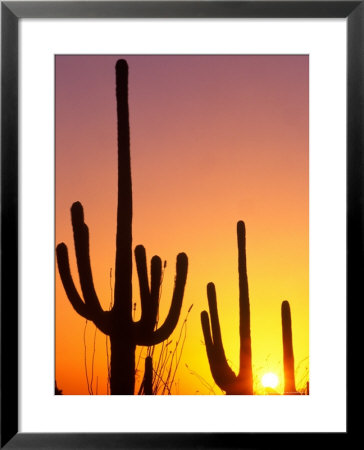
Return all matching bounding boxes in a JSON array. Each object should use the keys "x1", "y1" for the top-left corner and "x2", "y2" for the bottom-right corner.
[
  {"x1": 201, "y1": 221, "x2": 253, "y2": 394},
  {"x1": 281, "y1": 300, "x2": 297, "y2": 394},
  {"x1": 56, "y1": 59, "x2": 188, "y2": 394},
  {"x1": 143, "y1": 356, "x2": 154, "y2": 395}
]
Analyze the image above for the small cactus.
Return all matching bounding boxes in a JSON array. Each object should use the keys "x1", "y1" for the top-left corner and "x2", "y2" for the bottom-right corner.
[
  {"x1": 281, "y1": 300, "x2": 298, "y2": 394},
  {"x1": 201, "y1": 221, "x2": 253, "y2": 394},
  {"x1": 143, "y1": 356, "x2": 154, "y2": 395}
]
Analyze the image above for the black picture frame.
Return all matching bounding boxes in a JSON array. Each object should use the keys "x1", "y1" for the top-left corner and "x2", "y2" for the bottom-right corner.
[{"x1": 1, "y1": 1, "x2": 356, "y2": 448}]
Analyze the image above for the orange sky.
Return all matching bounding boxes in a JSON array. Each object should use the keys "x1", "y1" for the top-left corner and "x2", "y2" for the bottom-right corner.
[{"x1": 56, "y1": 55, "x2": 309, "y2": 395}]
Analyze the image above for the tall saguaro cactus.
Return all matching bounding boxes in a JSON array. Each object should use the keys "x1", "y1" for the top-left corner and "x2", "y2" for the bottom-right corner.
[
  {"x1": 56, "y1": 59, "x2": 188, "y2": 395},
  {"x1": 281, "y1": 300, "x2": 297, "y2": 394},
  {"x1": 201, "y1": 221, "x2": 253, "y2": 394}
]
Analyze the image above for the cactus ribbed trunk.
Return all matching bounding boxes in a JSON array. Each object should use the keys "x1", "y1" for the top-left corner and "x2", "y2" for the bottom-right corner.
[
  {"x1": 236, "y1": 221, "x2": 253, "y2": 394},
  {"x1": 110, "y1": 336, "x2": 136, "y2": 395},
  {"x1": 281, "y1": 300, "x2": 297, "y2": 394},
  {"x1": 114, "y1": 59, "x2": 133, "y2": 319}
]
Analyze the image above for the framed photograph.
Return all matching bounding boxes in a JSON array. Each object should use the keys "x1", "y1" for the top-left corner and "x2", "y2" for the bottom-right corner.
[{"x1": 1, "y1": 1, "x2": 355, "y2": 448}]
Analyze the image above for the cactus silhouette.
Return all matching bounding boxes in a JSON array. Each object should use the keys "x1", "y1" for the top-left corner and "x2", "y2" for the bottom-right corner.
[
  {"x1": 143, "y1": 356, "x2": 154, "y2": 395},
  {"x1": 56, "y1": 59, "x2": 188, "y2": 394},
  {"x1": 281, "y1": 300, "x2": 297, "y2": 394},
  {"x1": 201, "y1": 221, "x2": 253, "y2": 394},
  {"x1": 55, "y1": 381, "x2": 63, "y2": 395}
]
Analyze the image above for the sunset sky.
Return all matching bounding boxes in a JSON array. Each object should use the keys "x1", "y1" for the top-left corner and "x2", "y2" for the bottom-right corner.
[{"x1": 55, "y1": 55, "x2": 309, "y2": 395}]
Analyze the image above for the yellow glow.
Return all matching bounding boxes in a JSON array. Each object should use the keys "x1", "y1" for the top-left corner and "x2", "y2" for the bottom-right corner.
[{"x1": 261, "y1": 372, "x2": 279, "y2": 389}]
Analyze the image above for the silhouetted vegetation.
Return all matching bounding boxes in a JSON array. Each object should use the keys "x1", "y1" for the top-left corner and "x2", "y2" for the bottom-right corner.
[
  {"x1": 135, "y1": 302, "x2": 193, "y2": 395},
  {"x1": 55, "y1": 381, "x2": 62, "y2": 395},
  {"x1": 201, "y1": 221, "x2": 253, "y2": 394},
  {"x1": 56, "y1": 59, "x2": 188, "y2": 394},
  {"x1": 142, "y1": 356, "x2": 153, "y2": 395},
  {"x1": 281, "y1": 300, "x2": 298, "y2": 394},
  {"x1": 56, "y1": 58, "x2": 308, "y2": 396}
]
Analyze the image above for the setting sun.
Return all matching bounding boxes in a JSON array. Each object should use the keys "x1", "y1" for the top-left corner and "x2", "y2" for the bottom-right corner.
[{"x1": 261, "y1": 373, "x2": 279, "y2": 389}]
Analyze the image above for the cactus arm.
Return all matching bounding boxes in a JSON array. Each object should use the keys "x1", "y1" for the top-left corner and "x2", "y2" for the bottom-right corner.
[
  {"x1": 136, "y1": 252, "x2": 188, "y2": 346},
  {"x1": 134, "y1": 246, "x2": 162, "y2": 338},
  {"x1": 70, "y1": 202, "x2": 104, "y2": 313},
  {"x1": 56, "y1": 243, "x2": 92, "y2": 319},
  {"x1": 201, "y1": 311, "x2": 237, "y2": 390},
  {"x1": 200, "y1": 310, "x2": 214, "y2": 352},
  {"x1": 134, "y1": 245, "x2": 150, "y2": 313},
  {"x1": 236, "y1": 221, "x2": 253, "y2": 391},
  {"x1": 56, "y1": 242, "x2": 111, "y2": 335},
  {"x1": 201, "y1": 283, "x2": 237, "y2": 390},
  {"x1": 113, "y1": 59, "x2": 133, "y2": 319},
  {"x1": 149, "y1": 255, "x2": 162, "y2": 326},
  {"x1": 206, "y1": 283, "x2": 225, "y2": 350}
]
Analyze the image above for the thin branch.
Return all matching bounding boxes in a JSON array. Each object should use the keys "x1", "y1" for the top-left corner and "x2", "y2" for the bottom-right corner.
[
  {"x1": 90, "y1": 325, "x2": 97, "y2": 395},
  {"x1": 83, "y1": 320, "x2": 91, "y2": 394}
]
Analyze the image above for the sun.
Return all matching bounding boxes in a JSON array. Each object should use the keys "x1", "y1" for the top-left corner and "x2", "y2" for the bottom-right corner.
[{"x1": 261, "y1": 372, "x2": 279, "y2": 389}]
